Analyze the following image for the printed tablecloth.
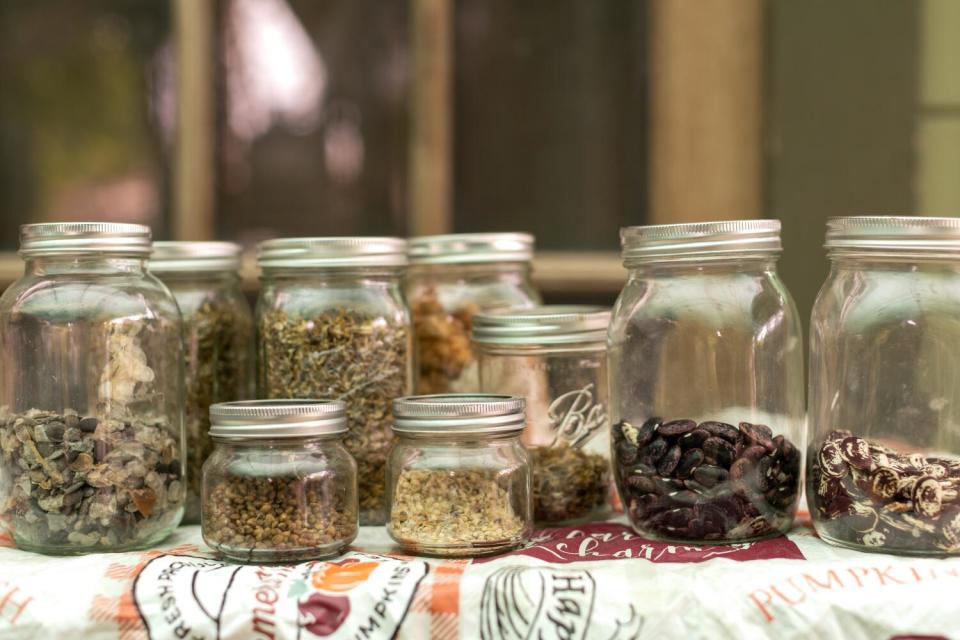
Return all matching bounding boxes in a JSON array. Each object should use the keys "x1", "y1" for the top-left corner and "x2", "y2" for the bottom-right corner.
[{"x1": 1, "y1": 518, "x2": 959, "y2": 639}]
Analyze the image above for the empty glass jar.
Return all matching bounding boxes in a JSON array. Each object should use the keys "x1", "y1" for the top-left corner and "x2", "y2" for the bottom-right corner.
[
  {"x1": 256, "y1": 237, "x2": 412, "y2": 525},
  {"x1": 150, "y1": 241, "x2": 254, "y2": 524},
  {"x1": 202, "y1": 400, "x2": 358, "y2": 562},
  {"x1": 474, "y1": 306, "x2": 612, "y2": 525},
  {"x1": 387, "y1": 394, "x2": 532, "y2": 557},
  {"x1": 406, "y1": 233, "x2": 540, "y2": 395},
  {"x1": 609, "y1": 221, "x2": 804, "y2": 543},
  {"x1": 0, "y1": 223, "x2": 185, "y2": 554},
  {"x1": 809, "y1": 216, "x2": 960, "y2": 556}
]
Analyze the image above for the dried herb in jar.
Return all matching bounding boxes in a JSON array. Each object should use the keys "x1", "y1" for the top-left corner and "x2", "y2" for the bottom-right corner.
[
  {"x1": 411, "y1": 287, "x2": 479, "y2": 394},
  {"x1": 258, "y1": 309, "x2": 409, "y2": 523},
  {"x1": 181, "y1": 299, "x2": 252, "y2": 522},
  {"x1": 203, "y1": 474, "x2": 356, "y2": 559},
  {"x1": 0, "y1": 409, "x2": 183, "y2": 549},
  {"x1": 812, "y1": 431, "x2": 960, "y2": 553},
  {"x1": 613, "y1": 417, "x2": 800, "y2": 541},
  {"x1": 390, "y1": 468, "x2": 526, "y2": 549},
  {"x1": 531, "y1": 445, "x2": 609, "y2": 523}
]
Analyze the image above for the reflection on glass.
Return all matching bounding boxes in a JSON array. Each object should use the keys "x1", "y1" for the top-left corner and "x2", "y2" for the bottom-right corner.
[
  {"x1": 216, "y1": 0, "x2": 409, "y2": 244},
  {"x1": 453, "y1": 1, "x2": 648, "y2": 251},
  {"x1": 0, "y1": 1, "x2": 173, "y2": 248}
]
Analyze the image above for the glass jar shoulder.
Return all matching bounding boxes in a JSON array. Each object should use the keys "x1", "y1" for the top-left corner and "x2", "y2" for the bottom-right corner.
[
  {"x1": 161, "y1": 274, "x2": 251, "y2": 319},
  {"x1": 811, "y1": 263, "x2": 960, "y2": 341},
  {"x1": 405, "y1": 264, "x2": 540, "y2": 311},
  {"x1": 258, "y1": 270, "x2": 409, "y2": 324},
  {"x1": 609, "y1": 266, "x2": 799, "y2": 345},
  {"x1": 0, "y1": 270, "x2": 180, "y2": 323}
]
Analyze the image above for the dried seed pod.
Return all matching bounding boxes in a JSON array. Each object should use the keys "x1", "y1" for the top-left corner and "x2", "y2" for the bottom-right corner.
[
  {"x1": 818, "y1": 441, "x2": 848, "y2": 479},
  {"x1": 656, "y1": 445, "x2": 682, "y2": 476},
  {"x1": 637, "y1": 417, "x2": 662, "y2": 447},
  {"x1": 658, "y1": 419, "x2": 697, "y2": 437},
  {"x1": 871, "y1": 467, "x2": 900, "y2": 500},
  {"x1": 840, "y1": 436, "x2": 871, "y2": 470},
  {"x1": 679, "y1": 428, "x2": 710, "y2": 450},
  {"x1": 699, "y1": 421, "x2": 739, "y2": 443},
  {"x1": 675, "y1": 448, "x2": 704, "y2": 479},
  {"x1": 703, "y1": 437, "x2": 735, "y2": 467},
  {"x1": 693, "y1": 464, "x2": 728, "y2": 488},
  {"x1": 641, "y1": 437, "x2": 668, "y2": 466},
  {"x1": 913, "y1": 476, "x2": 943, "y2": 518}
]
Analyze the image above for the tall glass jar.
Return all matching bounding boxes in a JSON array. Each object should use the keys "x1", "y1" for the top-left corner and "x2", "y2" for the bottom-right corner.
[
  {"x1": 809, "y1": 216, "x2": 960, "y2": 556},
  {"x1": 150, "y1": 242, "x2": 254, "y2": 524},
  {"x1": 474, "y1": 306, "x2": 612, "y2": 525},
  {"x1": 386, "y1": 394, "x2": 532, "y2": 557},
  {"x1": 609, "y1": 221, "x2": 804, "y2": 543},
  {"x1": 256, "y1": 237, "x2": 412, "y2": 525},
  {"x1": 0, "y1": 223, "x2": 185, "y2": 554},
  {"x1": 406, "y1": 233, "x2": 540, "y2": 394},
  {"x1": 202, "y1": 400, "x2": 358, "y2": 562}
]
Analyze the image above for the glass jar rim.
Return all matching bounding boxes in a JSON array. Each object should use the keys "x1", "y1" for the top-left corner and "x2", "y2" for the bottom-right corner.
[
  {"x1": 257, "y1": 236, "x2": 407, "y2": 269},
  {"x1": 620, "y1": 219, "x2": 781, "y2": 263},
  {"x1": 209, "y1": 399, "x2": 347, "y2": 440},
  {"x1": 825, "y1": 216, "x2": 960, "y2": 255},
  {"x1": 392, "y1": 394, "x2": 525, "y2": 435},
  {"x1": 472, "y1": 305, "x2": 609, "y2": 346},
  {"x1": 408, "y1": 232, "x2": 534, "y2": 265},
  {"x1": 19, "y1": 222, "x2": 152, "y2": 257},
  {"x1": 150, "y1": 241, "x2": 242, "y2": 273}
]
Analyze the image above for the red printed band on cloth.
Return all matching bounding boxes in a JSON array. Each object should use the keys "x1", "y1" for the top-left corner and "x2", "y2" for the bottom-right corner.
[{"x1": 477, "y1": 522, "x2": 805, "y2": 564}]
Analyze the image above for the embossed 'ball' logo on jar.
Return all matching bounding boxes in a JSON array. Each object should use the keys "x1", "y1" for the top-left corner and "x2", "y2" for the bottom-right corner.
[{"x1": 547, "y1": 383, "x2": 607, "y2": 449}]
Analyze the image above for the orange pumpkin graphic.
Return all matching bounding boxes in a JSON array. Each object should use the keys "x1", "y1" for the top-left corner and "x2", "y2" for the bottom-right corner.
[{"x1": 311, "y1": 559, "x2": 379, "y2": 592}]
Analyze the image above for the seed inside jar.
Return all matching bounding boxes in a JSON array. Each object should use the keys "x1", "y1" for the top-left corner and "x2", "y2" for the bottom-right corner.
[
  {"x1": 203, "y1": 474, "x2": 357, "y2": 561},
  {"x1": 811, "y1": 431, "x2": 960, "y2": 554},
  {"x1": 613, "y1": 417, "x2": 800, "y2": 541},
  {"x1": 389, "y1": 468, "x2": 526, "y2": 555}
]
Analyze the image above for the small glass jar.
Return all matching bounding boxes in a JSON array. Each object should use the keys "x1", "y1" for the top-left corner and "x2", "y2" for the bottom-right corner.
[
  {"x1": 609, "y1": 221, "x2": 804, "y2": 543},
  {"x1": 474, "y1": 306, "x2": 612, "y2": 525},
  {"x1": 406, "y1": 233, "x2": 541, "y2": 395},
  {"x1": 202, "y1": 400, "x2": 358, "y2": 562},
  {"x1": 0, "y1": 223, "x2": 185, "y2": 554},
  {"x1": 150, "y1": 242, "x2": 255, "y2": 524},
  {"x1": 256, "y1": 237, "x2": 413, "y2": 525},
  {"x1": 809, "y1": 216, "x2": 960, "y2": 556},
  {"x1": 386, "y1": 394, "x2": 532, "y2": 557}
]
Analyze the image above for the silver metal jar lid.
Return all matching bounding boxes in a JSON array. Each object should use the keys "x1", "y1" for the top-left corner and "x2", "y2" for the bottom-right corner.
[
  {"x1": 256, "y1": 237, "x2": 408, "y2": 269},
  {"x1": 408, "y1": 232, "x2": 534, "y2": 265},
  {"x1": 150, "y1": 241, "x2": 243, "y2": 272},
  {"x1": 472, "y1": 305, "x2": 610, "y2": 346},
  {"x1": 209, "y1": 399, "x2": 347, "y2": 440},
  {"x1": 392, "y1": 394, "x2": 526, "y2": 435},
  {"x1": 825, "y1": 216, "x2": 960, "y2": 254},
  {"x1": 620, "y1": 220, "x2": 782, "y2": 262},
  {"x1": 19, "y1": 222, "x2": 152, "y2": 257}
]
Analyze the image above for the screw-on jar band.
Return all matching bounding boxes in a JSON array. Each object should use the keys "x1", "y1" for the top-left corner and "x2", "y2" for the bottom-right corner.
[
  {"x1": 472, "y1": 306, "x2": 610, "y2": 346},
  {"x1": 620, "y1": 220, "x2": 782, "y2": 263},
  {"x1": 19, "y1": 222, "x2": 152, "y2": 257},
  {"x1": 408, "y1": 232, "x2": 534, "y2": 265},
  {"x1": 825, "y1": 216, "x2": 960, "y2": 256},
  {"x1": 209, "y1": 399, "x2": 347, "y2": 440},
  {"x1": 257, "y1": 237, "x2": 408, "y2": 269},
  {"x1": 150, "y1": 241, "x2": 242, "y2": 273},
  {"x1": 392, "y1": 394, "x2": 526, "y2": 436}
]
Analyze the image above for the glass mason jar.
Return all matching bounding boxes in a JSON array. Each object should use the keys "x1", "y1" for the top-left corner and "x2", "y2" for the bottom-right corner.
[
  {"x1": 0, "y1": 223, "x2": 185, "y2": 554},
  {"x1": 474, "y1": 306, "x2": 612, "y2": 525},
  {"x1": 256, "y1": 237, "x2": 412, "y2": 525},
  {"x1": 406, "y1": 233, "x2": 541, "y2": 395},
  {"x1": 609, "y1": 221, "x2": 804, "y2": 543},
  {"x1": 202, "y1": 400, "x2": 358, "y2": 562},
  {"x1": 809, "y1": 216, "x2": 960, "y2": 556},
  {"x1": 150, "y1": 242, "x2": 255, "y2": 524},
  {"x1": 387, "y1": 394, "x2": 532, "y2": 557}
]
